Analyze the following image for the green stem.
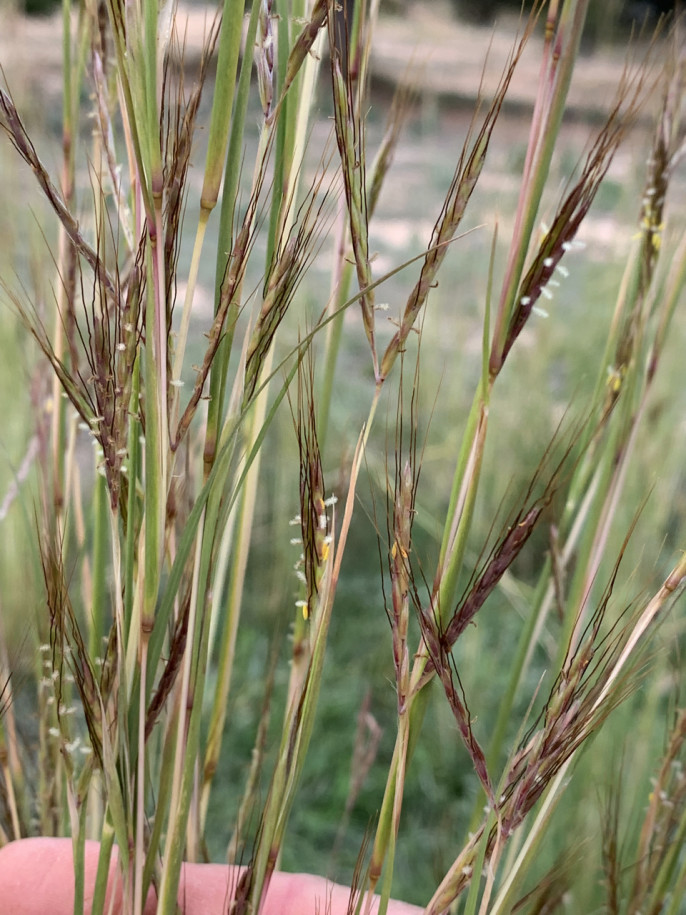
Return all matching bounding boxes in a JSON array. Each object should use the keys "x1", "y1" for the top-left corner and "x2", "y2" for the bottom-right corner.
[
  {"x1": 89, "y1": 470, "x2": 109, "y2": 661},
  {"x1": 90, "y1": 820, "x2": 115, "y2": 915},
  {"x1": 205, "y1": 0, "x2": 261, "y2": 473}
]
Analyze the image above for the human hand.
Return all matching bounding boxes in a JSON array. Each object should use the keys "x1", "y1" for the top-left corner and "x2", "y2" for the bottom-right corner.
[{"x1": 0, "y1": 838, "x2": 423, "y2": 915}]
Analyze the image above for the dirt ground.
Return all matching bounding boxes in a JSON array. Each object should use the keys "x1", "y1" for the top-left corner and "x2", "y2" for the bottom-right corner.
[{"x1": 0, "y1": 1, "x2": 655, "y2": 119}]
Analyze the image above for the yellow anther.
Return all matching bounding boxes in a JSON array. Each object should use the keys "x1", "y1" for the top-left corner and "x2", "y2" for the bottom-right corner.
[{"x1": 391, "y1": 540, "x2": 408, "y2": 560}]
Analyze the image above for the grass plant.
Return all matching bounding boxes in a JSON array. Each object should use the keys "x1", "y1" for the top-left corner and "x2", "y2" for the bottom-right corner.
[{"x1": 1, "y1": 1, "x2": 686, "y2": 913}]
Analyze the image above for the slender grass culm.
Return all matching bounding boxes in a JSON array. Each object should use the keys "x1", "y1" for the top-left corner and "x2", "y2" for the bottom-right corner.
[{"x1": 1, "y1": 0, "x2": 686, "y2": 913}]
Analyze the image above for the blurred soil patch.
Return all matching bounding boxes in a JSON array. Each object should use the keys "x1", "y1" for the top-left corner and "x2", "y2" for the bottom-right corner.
[{"x1": 0, "y1": 1, "x2": 659, "y2": 121}]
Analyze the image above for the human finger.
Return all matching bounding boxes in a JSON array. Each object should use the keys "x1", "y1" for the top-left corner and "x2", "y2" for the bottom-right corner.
[{"x1": 0, "y1": 839, "x2": 423, "y2": 915}]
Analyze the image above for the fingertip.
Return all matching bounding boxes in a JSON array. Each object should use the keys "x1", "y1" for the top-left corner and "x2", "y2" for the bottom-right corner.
[{"x1": 0, "y1": 838, "x2": 72, "y2": 915}]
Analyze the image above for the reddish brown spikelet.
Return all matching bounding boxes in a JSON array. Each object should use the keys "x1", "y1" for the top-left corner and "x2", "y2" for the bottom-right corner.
[
  {"x1": 284, "y1": 0, "x2": 328, "y2": 95},
  {"x1": 389, "y1": 460, "x2": 413, "y2": 711},
  {"x1": 255, "y1": 0, "x2": 275, "y2": 119},
  {"x1": 379, "y1": 16, "x2": 536, "y2": 383},
  {"x1": 328, "y1": 7, "x2": 377, "y2": 375},
  {"x1": 296, "y1": 358, "x2": 328, "y2": 616},
  {"x1": 243, "y1": 171, "x2": 332, "y2": 408},
  {"x1": 629, "y1": 708, "x2": 686, "y2": 907},
  {"x1": 145, "y1": 590, "x2": 192, "y2": 740},
  {"x1": 443, "y1": 504, "x2": 543, "y2": 652},
  {"x1": 173, "y1": 208, "x2": 256, "y2": 451},
  {"x1": 162, "y1": 21, "x2": 219, "y2": 314},
  {"x1": 38, "y1": 531, "x2": 105, "y2": 769},
  {"x1": 416, "y1": 602, "x2": 495, "y2": 804},
  {"x1": 498, "y1": 64, "x2": 649, "y2": 369}
]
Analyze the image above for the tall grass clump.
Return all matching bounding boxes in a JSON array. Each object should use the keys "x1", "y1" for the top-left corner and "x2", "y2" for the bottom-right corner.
[{"x1": 1, "y1": 0, "x2": 686, "y2": 912}]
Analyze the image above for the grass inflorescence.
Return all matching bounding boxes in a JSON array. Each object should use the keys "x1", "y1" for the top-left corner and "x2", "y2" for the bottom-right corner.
[{"x1": 0, "y1": 1, "x2": 686, "y2": 913}]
